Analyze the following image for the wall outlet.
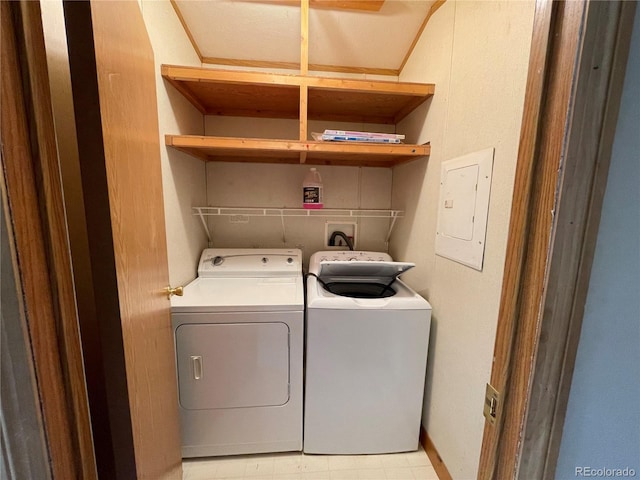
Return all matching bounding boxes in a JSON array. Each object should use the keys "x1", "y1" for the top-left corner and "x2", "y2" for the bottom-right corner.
[{"x1": 325, "y1": 222, "x2": 357, "y2": 249}]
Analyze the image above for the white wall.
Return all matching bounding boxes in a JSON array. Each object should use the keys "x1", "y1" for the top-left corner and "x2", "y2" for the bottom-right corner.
[
  {"x1": 555, "y1": 5, "x2": 640, "y2": 478},
  {"x1": 204, "y1": 161, "x2": 393, "y2": 267},
  {"x1": 140, "y1": 0, "x2": 207, "y2": 286},
  {"x1": 392, "y1": 1, "x2": 535, "y2": 478}
]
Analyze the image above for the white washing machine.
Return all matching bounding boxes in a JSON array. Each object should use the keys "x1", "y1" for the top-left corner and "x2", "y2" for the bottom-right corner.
[
  {"x1": 171, "y1": 248, "x2": 303, "y2": 458},
  {"x1": 304, "y1": 250, "x2": 431, "y2": 454}
]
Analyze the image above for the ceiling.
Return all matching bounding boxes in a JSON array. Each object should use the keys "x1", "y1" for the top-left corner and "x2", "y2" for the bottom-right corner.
[{"x1": 173, "y1": 0, "x2": 442, "y2": 75}]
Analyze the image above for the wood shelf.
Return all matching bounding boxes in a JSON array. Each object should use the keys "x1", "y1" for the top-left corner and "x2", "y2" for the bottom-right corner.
[
  {"x1": 162, "y1": 64, "x2": 434, "y2": 124},
  {"x1": 162, "y1": 63, "x2": 433, "y2": 168},
  {"x1": 166, "y1": 135, "x2": 430, "y2": 168}
]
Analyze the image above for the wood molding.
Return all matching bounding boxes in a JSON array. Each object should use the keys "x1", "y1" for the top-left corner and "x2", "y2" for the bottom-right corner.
[
  {"x1": 169, "y1": 0, "x2": 203, "y2": 61},
  {"x1": 299, "y1": 85, "x2": 309, "y2": 141},
  {"x1": 398, "y1": 0, "x2": 446, "y2": 75},
  {"x1": 299, "y1": 0, "x2": 309, "y2": 141},
  {"x1": 490, "y1": 1, "x2": 588, "y2": 477},
  {"x1": 310, "y1": 63, "x2": 398, "y2": 76},
  {"x1": 1, "y1": 1, "x2": 93, "y2": 478},
  {"x1": 420, "y1": 427, "x2": 453, "y2": 480},
  {"x1": 255, "y1": 0, "x2": 385, "y2": 11},
  {"x1": 519, "y1": 2, "x2": 637, "y2": 478},
  {"x1": 202, "y1": 56, "x2": 301, "y2": 72},
  {"x1": 201, "y1": 56, "x2": 399, "y2": 76},
  {"x1": 542, "y1": 2, "x2": 637, "y2": 474},
  {"x1": 300, "y1": 0, "x2": 309, "y2": 75},
  {"x1": 477, "y1": 1, "x2": 556, "y2": 477},
  {"x1": 11, "y1": 2, "x2": 98, "y2": 478}
]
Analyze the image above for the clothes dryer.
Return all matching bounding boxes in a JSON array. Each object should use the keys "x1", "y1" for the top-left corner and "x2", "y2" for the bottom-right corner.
[
  {"x1": 171, "y1": 248, "x2": 303, "y2": 457},
  {"x1": 304, "y1": 250, "x2": 431, "y2": 454}
]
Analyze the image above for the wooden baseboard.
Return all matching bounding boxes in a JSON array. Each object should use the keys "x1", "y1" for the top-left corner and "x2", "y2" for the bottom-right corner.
[{"x1": 420, "y1": 427, "x2": 453, "y2": 480}]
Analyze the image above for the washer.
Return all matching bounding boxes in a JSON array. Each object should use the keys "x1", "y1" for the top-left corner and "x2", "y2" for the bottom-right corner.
[
  {"x1": 171, "y1": 248, "x2": 303, "y2": 458},
  {"x1": 304, "y1": 250, "x2": 431, "y2": 454}
]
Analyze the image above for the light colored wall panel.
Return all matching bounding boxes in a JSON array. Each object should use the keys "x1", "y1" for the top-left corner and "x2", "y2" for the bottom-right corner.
[
  {"x1": 204, "y1": 116, "x2": 396, "y2": 141},
  {"x1": 141, "y1": 0, "x2": 206, "y2": 286},
  {"x1": 205, "y1": 162, "x2": 392, "y2": 267},
  {"x1": 205, "y1": 116, "x2": 300, "y2": 140},
  {"x1": 392, "y1": 1, "x2": 535, "y2": 478}
]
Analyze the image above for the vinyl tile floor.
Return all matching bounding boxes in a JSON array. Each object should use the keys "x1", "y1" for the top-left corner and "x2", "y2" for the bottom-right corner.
[{"x1": 182, "y1": 450, "x2": 439, "y2": 480}]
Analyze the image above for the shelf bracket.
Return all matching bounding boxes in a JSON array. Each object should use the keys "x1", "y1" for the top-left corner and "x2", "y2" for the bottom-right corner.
[
  {"x1": 195, "y1": 207, "x2": 212, "y2": 244},
  {"x1": 280, "y1": 210, "x2": 287, "y2": 244},
  {"x1": 385, "y1": 211, "x2": 401, "y2": 243}
]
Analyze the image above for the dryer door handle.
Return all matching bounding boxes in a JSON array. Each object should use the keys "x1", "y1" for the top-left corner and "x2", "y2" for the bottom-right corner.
[{"x1": 191, "y1": 355, "x2": 203, "y2": 380}]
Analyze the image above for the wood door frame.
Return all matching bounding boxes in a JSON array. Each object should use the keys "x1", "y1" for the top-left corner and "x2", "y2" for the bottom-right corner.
[
  {"x1": 1, "y1": 1, "x2": 97, "y2": 479},
  {"x1": 478, "y1": 1, "x2": 637, "y2": 478},
  {"x1": 3, "y1": 0, "x2": 635, "y2": 478}
]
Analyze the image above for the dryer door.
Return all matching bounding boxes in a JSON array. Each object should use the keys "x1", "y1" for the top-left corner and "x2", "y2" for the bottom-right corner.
[{"x1": 175, "y1": 322, "x2": 290, "y2": 410}]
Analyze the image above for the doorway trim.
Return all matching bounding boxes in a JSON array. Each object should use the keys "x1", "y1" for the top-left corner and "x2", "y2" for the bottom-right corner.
[
  {"x1": 1, "y1": 1, "x2": 96, "y2": 478},
  {"x1": 477, "y1": 1, "x2": 637, "y2": 478}
]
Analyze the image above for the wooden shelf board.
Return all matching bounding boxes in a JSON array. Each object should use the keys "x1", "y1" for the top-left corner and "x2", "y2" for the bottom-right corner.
[
  {"x1": 166, "y1": 135, "x2": 430, "y2": 168},
  {"x1": 161, "y1": 64, "x2": 434, "y2": 123},
  {"x1": 308, "y1": 89, "x2": 427, "y2": 124},
  {"x1": 185, "y1": 82, "x2": 299, "y2": 118}
]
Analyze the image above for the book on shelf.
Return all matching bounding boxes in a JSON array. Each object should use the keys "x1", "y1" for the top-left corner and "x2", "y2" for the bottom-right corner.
[
  {"x1": 311, "y1": 132, "x2": 402, "y2": 143},
  {"x1": 311, "y1": 132, "x2": 402, "y2": 144},
  {"x1": 322, "y1": 129, "x2": 405, "y2": 140}
]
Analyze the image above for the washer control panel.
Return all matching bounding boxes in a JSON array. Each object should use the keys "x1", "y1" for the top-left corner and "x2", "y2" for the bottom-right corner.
[
  {"x1": 309, "y1": 250, "x2": 414, "y2": 281},
  {"x1": 314, "y1": 250, "x2": 392, "y2": 263}
]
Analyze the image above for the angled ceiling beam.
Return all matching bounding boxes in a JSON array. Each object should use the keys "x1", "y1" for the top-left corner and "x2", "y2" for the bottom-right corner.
[
  {"x1": 243, "y1": 0, "x2": 385, "y2": 12},
  {"x1": 170, "y1": 0, "x2": 203, "y2": 62},
  {"x1": 398, "y1": 0, "x2": 446, "y2": 75}
]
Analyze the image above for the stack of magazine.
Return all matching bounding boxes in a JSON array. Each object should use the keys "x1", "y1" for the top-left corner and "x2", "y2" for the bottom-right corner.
[{"x1": 312, "y1": 130, "x2": 405, "y2": 144}]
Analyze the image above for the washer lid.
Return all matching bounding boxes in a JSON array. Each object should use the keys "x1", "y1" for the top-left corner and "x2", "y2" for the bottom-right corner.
[{"x1": 317, "y1": 261, "x2": 415, "y2": 283}]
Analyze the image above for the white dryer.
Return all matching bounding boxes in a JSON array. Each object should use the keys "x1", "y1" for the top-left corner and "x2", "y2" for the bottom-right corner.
[
  {"x1": 171, "y1": 248, "x2": 303, "y2": 457},
  {"x1": 304, "y1": 250, "x2": 431, "y2": 454}
]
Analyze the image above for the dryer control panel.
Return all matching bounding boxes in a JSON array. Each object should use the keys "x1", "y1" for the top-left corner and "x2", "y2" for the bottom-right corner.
[{"x1": 198, "y1": 248, "x2": 302, "y2": 278}]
